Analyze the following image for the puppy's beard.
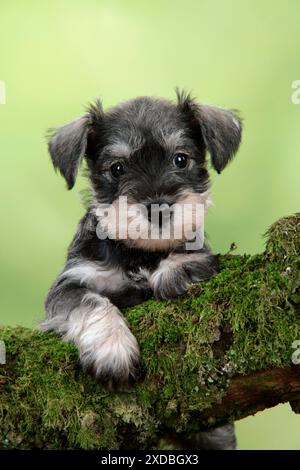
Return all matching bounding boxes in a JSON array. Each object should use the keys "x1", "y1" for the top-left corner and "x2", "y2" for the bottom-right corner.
[
  {"x1": 94, "y1": 190, "x2": 210, "y2": 252},
  {"x1": 172, "y1": 188, "x2": 210, "y2": 238}
]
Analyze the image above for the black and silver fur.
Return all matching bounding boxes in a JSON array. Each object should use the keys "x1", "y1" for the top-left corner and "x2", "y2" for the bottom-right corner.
[{"x1": 41, "y1": 90, "x2": 242, "y2": 449}]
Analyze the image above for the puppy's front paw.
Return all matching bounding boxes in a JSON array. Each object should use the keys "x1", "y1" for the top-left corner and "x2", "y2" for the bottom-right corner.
[
  {"x1": 66, "y1": 299, "x2": 139, "y2": 390},
  {"x1": 150, "y1": 263, "x2": 190, "y2": 300},
  {"x1": 149, "y1": 252, "x2": 218, "y2": 300},
  {"x1": 82, "y1": 324, "x2": 139, "y2": 390},
  {"x1": 181, "y1": 254, "x2": 218, "y2": 283}
]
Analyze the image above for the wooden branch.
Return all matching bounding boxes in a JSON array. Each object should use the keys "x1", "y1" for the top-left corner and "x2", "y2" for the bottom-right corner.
[
  {"x1": 0, "y1": 214, "x2": 299, "y2": 449},
  {"x1": 201, "y1": 366, "x2": 300, "y2": 423}
]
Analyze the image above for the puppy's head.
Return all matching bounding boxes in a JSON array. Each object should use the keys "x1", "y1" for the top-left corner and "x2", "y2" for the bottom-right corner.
[{"x1": 48, "y1": 91, "x2": 242, "y2": 250}]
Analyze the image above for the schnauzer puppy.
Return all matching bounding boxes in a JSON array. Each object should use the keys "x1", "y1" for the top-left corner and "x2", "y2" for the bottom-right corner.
[{"x1": 41, "y1": 91, "x2": 241, "y2": 447}]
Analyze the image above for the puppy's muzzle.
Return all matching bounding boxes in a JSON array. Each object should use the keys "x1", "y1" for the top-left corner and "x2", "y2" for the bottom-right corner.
[{"x1": 146, "y1": 203, "x2": 173, "y2": 229}]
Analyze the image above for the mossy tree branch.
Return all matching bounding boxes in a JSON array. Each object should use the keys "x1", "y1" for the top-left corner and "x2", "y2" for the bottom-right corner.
[{"x1": 0, "y1": 214, "x2": 300, "y2": 449}]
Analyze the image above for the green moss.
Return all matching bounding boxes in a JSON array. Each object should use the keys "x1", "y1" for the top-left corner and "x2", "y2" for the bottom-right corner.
[{"x1": 0, "y1": 214, "x2": 299, "y2": 449}]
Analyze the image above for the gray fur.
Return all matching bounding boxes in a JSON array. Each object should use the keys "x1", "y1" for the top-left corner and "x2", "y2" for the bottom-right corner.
[
  {"x1": 176, "y1": 423, "x2": 237, "y2": 450},
  {"x1": 196, "y1": 105, "x2": 242, "y2": 173},
  {"x1": 48, "y1": 115, "x2": 91, "y2": 189}
]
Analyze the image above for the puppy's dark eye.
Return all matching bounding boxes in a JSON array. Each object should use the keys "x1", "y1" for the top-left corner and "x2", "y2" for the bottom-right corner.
[
  {"x1": 173, "y1": 153, "x2": 188, "y2": 169},
  {"x1": 110, "y1": 162, "x2": 125, "y2": 178}
]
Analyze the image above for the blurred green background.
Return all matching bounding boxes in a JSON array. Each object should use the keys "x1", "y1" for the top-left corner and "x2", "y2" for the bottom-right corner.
[{"x1": 0, "y1": 0, "x2": 299, "y2": 449}]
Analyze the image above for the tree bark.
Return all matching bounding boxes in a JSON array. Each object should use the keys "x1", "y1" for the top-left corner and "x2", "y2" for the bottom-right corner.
[{"x1": 0, "y1": 214, "x2": 299, "y2": 449}]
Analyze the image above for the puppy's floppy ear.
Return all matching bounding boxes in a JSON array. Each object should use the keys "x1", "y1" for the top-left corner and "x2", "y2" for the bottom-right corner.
[
  {"x1": 48, "y1": 99, "x2": 103, "y2": 189},
  {"x1": 177, "y1": 90, "x2": 242, "y2": 173},
  {"x1": 195, "y1": 105, "x2": 242, "y2": 173}
]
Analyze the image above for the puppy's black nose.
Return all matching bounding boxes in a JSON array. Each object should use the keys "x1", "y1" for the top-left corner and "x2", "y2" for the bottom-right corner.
[
  {"x1": 146, "y1": 204, "x2": 153, "y2": 222},
  {"x1": 146, "y1": 204, "x2": 171, "y2": 228}
]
